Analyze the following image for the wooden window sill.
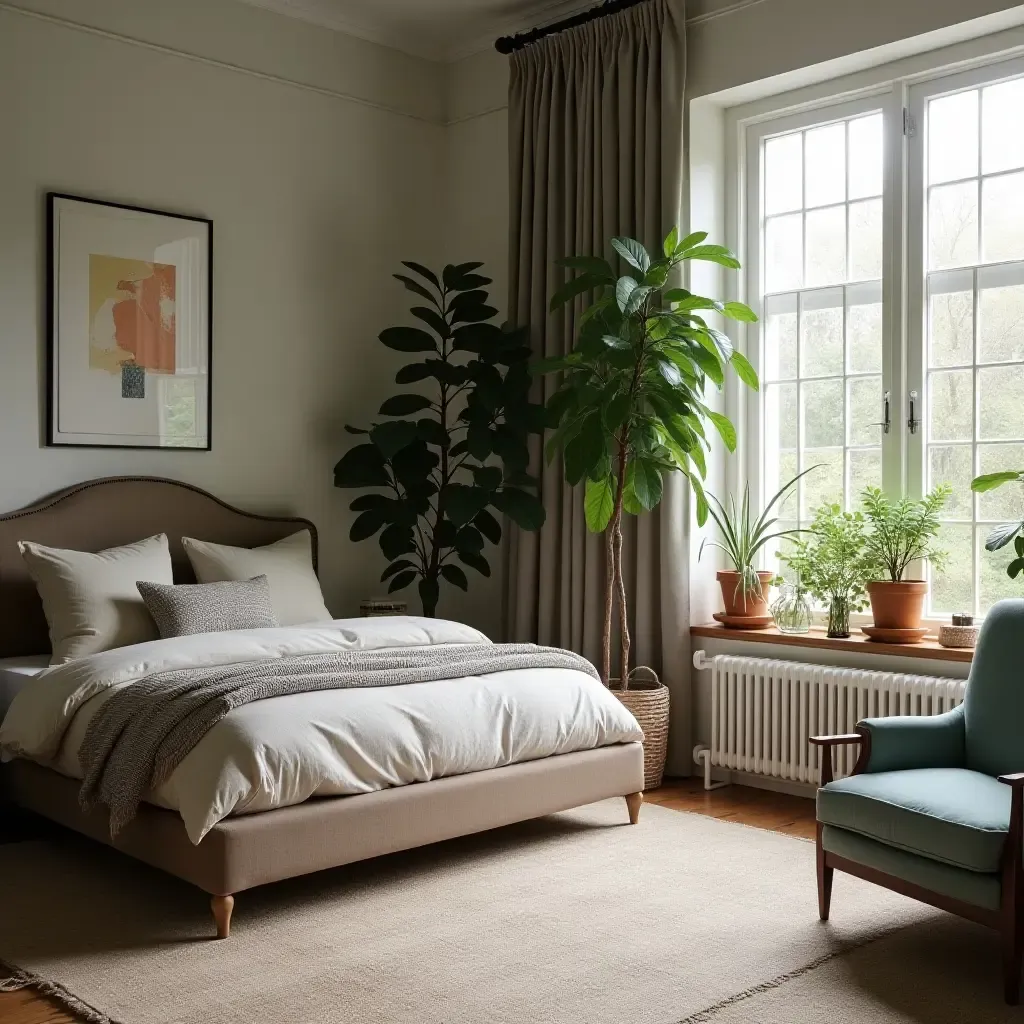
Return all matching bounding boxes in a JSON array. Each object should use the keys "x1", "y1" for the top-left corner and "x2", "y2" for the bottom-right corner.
[{"x1": 690, "y1": 624, "x2": 974, "y2": 663}]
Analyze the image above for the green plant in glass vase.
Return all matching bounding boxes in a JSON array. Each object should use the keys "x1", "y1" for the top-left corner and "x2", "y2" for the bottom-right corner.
[
  {"x1": 781, "y1": 504, "x2": 876, "y2": 638},
  {"x1": 535, "y1": 229, "x2": 759, "y2": 684}
]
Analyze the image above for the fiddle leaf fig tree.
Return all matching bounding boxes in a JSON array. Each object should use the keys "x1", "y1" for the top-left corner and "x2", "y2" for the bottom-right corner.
[
  {"x1": 334, "y1": 261, "x2": 547, "y2": 617},
  {"x1": 535, "y1": 228, "x2": 759, "y2": 685},
  {"x1": 972, "y1": 468, "x2": 1024, "y2": 579}
]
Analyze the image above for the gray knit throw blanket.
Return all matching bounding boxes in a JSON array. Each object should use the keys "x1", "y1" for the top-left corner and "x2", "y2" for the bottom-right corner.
[{"x1": 78, "y1": 643, "x2": 599, "y2": 837}]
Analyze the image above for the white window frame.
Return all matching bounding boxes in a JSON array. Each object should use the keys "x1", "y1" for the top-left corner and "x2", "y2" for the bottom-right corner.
[{"x1": 726, "y1": 35, "x2": 1024, "y2": 626}]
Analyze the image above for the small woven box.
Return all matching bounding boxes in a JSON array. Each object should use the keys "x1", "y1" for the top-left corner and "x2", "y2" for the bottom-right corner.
[
  {"x1": 360, "y1": 600, "x2": 408, "y2": 617},
  {"x1": 938, "y1": 623, "x2": 979, "y2": 649}
]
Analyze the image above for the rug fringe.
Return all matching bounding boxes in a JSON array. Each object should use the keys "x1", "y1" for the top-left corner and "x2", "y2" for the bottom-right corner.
[
  {"x1": 1, "y1": 957, "x2": 119, "y2": 1023},
  {"x1": 674, "y1": 928, "x2": 899, "y2": 1024}
]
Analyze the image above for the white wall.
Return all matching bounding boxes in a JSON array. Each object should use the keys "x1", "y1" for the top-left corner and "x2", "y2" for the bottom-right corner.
[{"x1": 0, "y1": 0, "x2": 450, "y2": 625}]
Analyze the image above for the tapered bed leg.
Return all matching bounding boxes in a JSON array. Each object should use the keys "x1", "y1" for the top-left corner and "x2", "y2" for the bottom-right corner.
[
  {"x1": 816, "y1": 823, "x2": 833, "y2": 921},
  {"x1": 625, "y1": 791, "x2": 643, "y2": 825},
  {"x1": 211, "y1": 894, "x2": 234, "y2": 939}
]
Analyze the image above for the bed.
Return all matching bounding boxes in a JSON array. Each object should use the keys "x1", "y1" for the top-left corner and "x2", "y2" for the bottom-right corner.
[{"x1": 0, "y1": 477, "x2": 645, "y2": 939}]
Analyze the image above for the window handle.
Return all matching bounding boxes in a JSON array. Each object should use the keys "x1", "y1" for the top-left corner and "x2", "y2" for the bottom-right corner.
[
  {"x1": 876, "y1": 391, "x2": 891, "y2": 435},
  {"x1": 908, "y1": 390, "x2": 920, "y2": 435}
]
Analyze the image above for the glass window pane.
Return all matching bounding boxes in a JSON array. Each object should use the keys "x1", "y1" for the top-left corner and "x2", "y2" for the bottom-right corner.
[
  {"x1": 849, "y1": 199, "x2": 882, "y2": 281},
  {"x1": 979, "y1": 364, "x2": 1024, "y2": 439},
  {"x1": 977, "y1": 443, "x2": 1024, "y2": 521},
  {"x1": 928, "y1": 369, "x2": 974, "y2": 441},
  {"x1": 929, "y1": 524, "x2": 974, "y2": 617},
  {"x1": 805, "y1": 206, "x2": 846, "y2": 286},
  {"x1": 982, "y1": 171, "x2": 1024, "y2": 264},
  {"x1": 928, "y1": 90, "x2": 979, "y2": 185},
  {"x1": 848, "y1": 376, "x2": 882, "y2": 446},
  {"x1": 765, "y1": 133, "x2": 803, "y2": 215},
  {"x1": 847, "y1": 297, "x2": 882, "y2": 374},
  {"x1": 979, "y1": 283, "x2": 1024, "y2": 364},
  {"x1": 929, "y1": 445, "x2": 974, "y2": 519},
  {"x1": 848, "y1": 113, "x2": 883, "y2": 200},
  {"x1": 804, "y1": 123, "x2": 846, "y2": 208},
  {"x1": 801, "y1": 447, "x2": 844, "y2": 517},
  {"x1": 800, "y1": 294, "x2": 843, "y2": 377},
  {"x1": 848, "y1": 449, "x2": 882, "y2": 509},
  {"x1": 982, "y1": 79, "x2": 1024, "y2": 175},
  {"x1": 980, "y1": 528, "x2": 1020, "y2": 615},
  {"x1": 763, "y1": 301, "x2": 798, "y2": 381},
  {"x1": 765, "y1": 381, "x2": 798, "y2": 448},
  {"x1": 765, "y1": 213, "x2": 803, "y2": 292},
  {"x1": 928, "y1": 287, "x2": 974, "y2": 368},
  {"x1": 929, "y1": 181, "x2": 979, "y2": 270},
  {"x1": 802, "y1": 379, "x2": 844, "y2": 448}
]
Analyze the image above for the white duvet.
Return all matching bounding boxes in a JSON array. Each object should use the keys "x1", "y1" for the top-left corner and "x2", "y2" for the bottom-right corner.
[{"x1": 0, "y1": 617, "x2": 642, "y2": 844}]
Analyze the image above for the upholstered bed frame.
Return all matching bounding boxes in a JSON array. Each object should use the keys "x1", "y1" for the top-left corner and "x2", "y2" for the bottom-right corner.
[{"x1": 0, "y1": 477, "x2": 644, "y2": 939}]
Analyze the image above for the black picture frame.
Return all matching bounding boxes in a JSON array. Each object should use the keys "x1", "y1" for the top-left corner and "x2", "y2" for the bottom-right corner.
[{"x1": 46, "y1": 191, "x2": 214, "y2": 450}]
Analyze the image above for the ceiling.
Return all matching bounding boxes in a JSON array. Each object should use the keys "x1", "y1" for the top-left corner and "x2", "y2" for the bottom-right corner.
[{"x1": 237, "y1": 0, "x2": 597, "y2": 62}]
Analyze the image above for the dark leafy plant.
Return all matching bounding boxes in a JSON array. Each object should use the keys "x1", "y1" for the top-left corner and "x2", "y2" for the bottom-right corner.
[
  {"x1": 535, "y1": 228, "x2": 759, "y2": 684},
  {"x1": 971, "y1": 469, "x2": 1024, "y2": 578},
  {"x1": 861, "y1": 485, "x2": 951, "y2": 582},
  {"x1": 334, "y1": 262, "x2": 547, "y2": 616}
]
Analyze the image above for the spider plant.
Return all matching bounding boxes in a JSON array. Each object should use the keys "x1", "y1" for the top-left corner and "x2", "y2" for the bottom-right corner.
[{"x1": 700, "y1": 468, "x2": 817, "y2": 599}]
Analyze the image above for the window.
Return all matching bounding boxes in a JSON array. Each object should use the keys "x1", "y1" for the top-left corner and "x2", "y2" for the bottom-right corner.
[{"x1": 743, "y1": 52, "x2": 1024, "y2": 618}]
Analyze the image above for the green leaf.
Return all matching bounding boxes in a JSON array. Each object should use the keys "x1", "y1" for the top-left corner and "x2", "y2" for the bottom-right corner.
[
  {"x1": 455, "y1": 526, "x2": 485, "y2": 554},
  {"x1": 631, "y1": 459, "x2": 664, "y2": 511},
  {"x1": 622, "y1": 464, "x2": 643, "y2": 515},
  {"x1": 972, "y1": 470, "x2": 1024, "y2": 492},
  {"x1": 457, "y1": 550, "x2": 491, "y2": 577},
  {"x1": 379, "y1": 394, "x2": 432, "y2": 416},
  {"x1": 603, "y1": 392, "x2": 632, "y2": 433},
  {"x1": 615, "y1": 276, "x2": 638, "y2": 312},
  {"x1": 707, "y1": 410, "x2": 737, "y2": 452},
  {"x1": 602, "y1": 333, "x2": 630, "y2": 349},
  {"x1": 350, "y1": 493, "x2": 390, "y2": 512},
  {"x1": 471, "y1": 465, "x2": 503, "y2": 491},
  {"x1": 334, "y1": 444, "x2": 389, "y2": 488},
  {"x1": 564, "y1": 414, "x2": 607, "y2": 486},
  {"x1": 557, "y1": 255, "x2": 614, "y2": 280},
  {"x1": 549, "y1": 272, "x2": 604, "y2": 313},
  {"x1": 723, "y1": 301, "x2": 758, "y2": 322},
  {"x1": 624, "y1": 284, "x2": 653, "y2": 316},
  {"x1": 391, "y1": 441, "x2": 438, "y2": 486},
  {"x1": 474, "y1": 508, "x2": 502, "y2": 544},
  {"x1": 450, "y1": 302, "x2": 499, "y2": 324},
  {"x1": 418, "y1": 576, "x2": 440, "y2": 613},
  {"x1": 673, "y1": 230, "x2": 708, "y2": 254},
  {"x1": 395, "y1": 362, "x2": 433, "y2": 384},
  {"x1": 657, "y1": 359, "x2": 682, "y2": 387},
  {"x1": 447, "y1": 272, "x2": 491, "y2": 292},
  {"x1": 663, "y1": 227, "x2": 679, "y2": 258},
  {"x1": 493, "y1": 488, "x2": 546, "y2": 530},
  {"x1": 679, "y1": 244, "x2": 741, "y2": 269},
  {"x1": 400, "y1": 261, "x2": 441, "y2": 289},
  {"x1": 387, "y1": 570, "x2": 417, "y2": 593},
  {"x1": 379, "y1": 326, "x2": 437, "y2": 353},
  {"x1": 379, "y1": 524, "x2": 416, "y2": 561},
  {"x1": 344, "y1": 424, "x2": 368, "y2": 435},
  {"x1": 611, "y1": 236, "x2": 651, "y2": 273},
  {"x1": 452, "y1": 322, "x2": 503, "y2": 353},
  {"x1": 416, "y1": 417, "x2": 450, "y2": 448},
  {"x1": 683, "y1": 342, "x2": 724, "y2": 385},
  {"x1": 381, "y1": 559, "x2": 415, "y2": 581},
  {"x1": 441, "y1": 564, "x2": 469, "y2": 590},
  {"x1": 985, "y1": 520, "x2": 1024, "y2": 551},
  {"x1": 584, "y1": 476, "x2": 615, "y2": 532},
  {"x1": 370, "y1": 420, "x2": 419, "y2": 458},
  {"x1": 350, "y1": 509, "x2": 386, "y2": 542},
  {"x1": 410, "y1": 306, "x2": 450, "y2": 337},
  {"x1": 445, "y1": 484, "x2": 490, "y2": 526},
  {"x1": 730, "y1": 350, "x2": 759, "y2": 391},
  {"x1": 394, "y1": 274, "x2": 437, "y2": 305}
]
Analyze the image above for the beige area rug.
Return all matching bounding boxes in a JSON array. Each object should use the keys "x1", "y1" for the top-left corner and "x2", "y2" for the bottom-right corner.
[{"x1": 0, "y1": 798, "x2": 990, "y2": 1024}]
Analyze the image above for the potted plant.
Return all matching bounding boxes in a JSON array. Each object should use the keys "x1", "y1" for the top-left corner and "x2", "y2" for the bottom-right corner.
[
  {"x1": 536, "y1": 228, "x2": 758, "y2": 787},
  {"x1": 334, "y1": 261, "x2": 547, "y2": 616},
  {"x1": 971, "y1": 468, "x2": 1024, "y2": 581},
  {"x1": 781, "y1": 503, "x2": 875, "y2": 638},
  {"x1": 700, "y1": 470, "x2": 814, "y2": 626},
  {"x1": 860, "y1": 485, "x2": 952, "y2": 632}
]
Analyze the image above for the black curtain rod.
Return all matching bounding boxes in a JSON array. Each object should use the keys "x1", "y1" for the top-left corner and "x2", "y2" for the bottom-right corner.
[{"x1": 495, "y1": 0, "x2": 648, "y2": 54}]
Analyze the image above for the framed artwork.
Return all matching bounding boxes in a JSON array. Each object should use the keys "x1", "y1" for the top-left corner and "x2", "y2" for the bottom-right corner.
[{"x1": 47, "y1": 193, "x2": 213, "y2": 450}]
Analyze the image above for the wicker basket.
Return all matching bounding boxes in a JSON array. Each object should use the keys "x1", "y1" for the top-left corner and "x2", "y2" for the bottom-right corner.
[{"x1": 609, "y1": 666, "x2": 670, "y2": 790}]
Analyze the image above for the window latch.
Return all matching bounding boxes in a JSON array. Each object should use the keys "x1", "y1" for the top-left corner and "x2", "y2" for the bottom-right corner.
[
  {"x1": 878, "y1": 390, "x2": 891, "y2": 435},
  {"x1": 908, "y1": 390, "x2": 920, "y2": 435}
]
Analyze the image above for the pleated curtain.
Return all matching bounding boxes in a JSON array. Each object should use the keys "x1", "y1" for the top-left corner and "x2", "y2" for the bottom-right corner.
[{"x1": 504, "y1": 0, "x2": 692, "y2": 769}]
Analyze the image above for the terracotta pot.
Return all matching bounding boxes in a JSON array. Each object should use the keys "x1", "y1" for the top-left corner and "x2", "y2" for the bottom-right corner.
[
  {"x1": 717, "y1": 570, "x2": 774, "y2": 618},
  {"x1": 866, "y1": 580, "x2": 929, "y2": 630}
]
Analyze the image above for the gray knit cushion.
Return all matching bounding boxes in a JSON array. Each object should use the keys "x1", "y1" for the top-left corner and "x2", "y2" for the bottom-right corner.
[{"x1": 136, "y1": 576, "x2": 279, "y2": 639}]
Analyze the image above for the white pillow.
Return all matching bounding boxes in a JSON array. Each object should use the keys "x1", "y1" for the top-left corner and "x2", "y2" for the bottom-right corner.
[
  {"x1": 18, "y1": 534, "x2": 174, "y2": 664},
  {"x1": 181, "y1": 531, "x2": 331, "y2": 626}
]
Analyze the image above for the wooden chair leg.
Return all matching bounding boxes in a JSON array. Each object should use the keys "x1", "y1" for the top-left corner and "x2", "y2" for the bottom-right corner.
[
  {"x1": 816, "y1": 823, "x2": 833, "y2": 921},
  {"x1": 624, "y1": 792, "x2": 643, "y2": 825},
  {"x1": 1003, "y1": 925, "x2": 1021, "y2": 1006},
  {"x1": 211, "y1": 894, "x2": 234, "y2": 940}
]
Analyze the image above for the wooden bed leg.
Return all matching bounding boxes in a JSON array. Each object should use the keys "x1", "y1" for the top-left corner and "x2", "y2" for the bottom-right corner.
[
  {"x1": 816, "y1": 822, "x2": 833, "y2": 921},
  {"x1": 625, "y1": 791, "x2": 643, "y2": 825},
  {"x1": 211, "y1": 894, "x2": 234, "y2": 940}
]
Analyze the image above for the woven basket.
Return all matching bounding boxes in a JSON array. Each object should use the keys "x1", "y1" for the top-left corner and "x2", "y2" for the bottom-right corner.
[{"x1": 609, "y1": 666, "x2": 670, "y2": 790}]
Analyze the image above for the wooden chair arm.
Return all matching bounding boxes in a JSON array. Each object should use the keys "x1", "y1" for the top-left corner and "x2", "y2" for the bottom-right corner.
[
  {"x1": 999, "y1": 774, "x2": 1024, "y2": 787},
  {"x1": 810, "y1": 727, "x2": 871, "y2": 786}
]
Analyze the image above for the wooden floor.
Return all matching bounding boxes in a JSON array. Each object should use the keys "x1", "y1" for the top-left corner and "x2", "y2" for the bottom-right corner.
[{"x1": 0, "y1": 780, "x2": 816, "y2": 1023}]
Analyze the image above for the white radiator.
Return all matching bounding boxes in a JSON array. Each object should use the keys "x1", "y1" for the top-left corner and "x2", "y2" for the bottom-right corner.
[{"x1": 693, "y1": 651, "x2": 968, "y2": 785}]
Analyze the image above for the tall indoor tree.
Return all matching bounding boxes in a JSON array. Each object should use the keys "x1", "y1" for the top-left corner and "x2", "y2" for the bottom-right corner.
[
  {"x1": 535, "y1": 229, "x2": 759, "y2": 685},
  {"x1": 334, "y1": 262, "x2": 546, "y2": 616}
]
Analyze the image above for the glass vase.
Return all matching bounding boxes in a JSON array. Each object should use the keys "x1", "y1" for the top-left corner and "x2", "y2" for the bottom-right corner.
[
  {"x1": 827, "y1": 595, "x2": 851, "y2": 638},
  {"x1": 770, "y1": 583, "x2": 813, "y2": 634}
]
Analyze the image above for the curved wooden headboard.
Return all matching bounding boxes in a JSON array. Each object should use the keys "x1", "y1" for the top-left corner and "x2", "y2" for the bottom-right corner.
[{"x1": 0, "y1": 477, "x2": 318, "y2": 658}]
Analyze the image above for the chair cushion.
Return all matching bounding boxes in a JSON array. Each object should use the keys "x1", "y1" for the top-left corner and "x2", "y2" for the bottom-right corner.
[{"x1": 817, "y1": 768, "x2": 1009, "y2": 873}]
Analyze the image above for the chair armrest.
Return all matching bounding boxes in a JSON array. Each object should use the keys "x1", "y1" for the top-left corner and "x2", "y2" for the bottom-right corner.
[
  {"x1": 999, "y1": 774, "x2": 1024, "y2": 787},
  {"x1": 858, "y1": 705, "x2": 965, "y2": 774},
  {"x1": 1000, "y1": 776, "x2": 1024, "y2": 869},
  {"x1": 809, "y1": 731, "x2": 868, "y2": 786}
]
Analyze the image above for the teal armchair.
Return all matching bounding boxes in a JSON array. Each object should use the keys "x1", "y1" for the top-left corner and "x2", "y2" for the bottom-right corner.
[{"x1": 810, "y1": 599, "x2": 1024, "y2": 1004}]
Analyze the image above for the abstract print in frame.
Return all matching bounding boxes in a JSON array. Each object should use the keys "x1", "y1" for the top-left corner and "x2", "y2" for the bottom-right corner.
[{"x1": 47, "y1": 193, "x2": 213, "y2": 449}]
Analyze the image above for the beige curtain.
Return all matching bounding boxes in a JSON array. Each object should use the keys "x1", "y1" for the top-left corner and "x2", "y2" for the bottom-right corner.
[{"x1": 505, "y1": 0, "x2": 692, "y2": 771}]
